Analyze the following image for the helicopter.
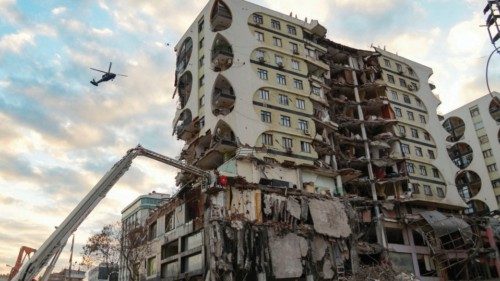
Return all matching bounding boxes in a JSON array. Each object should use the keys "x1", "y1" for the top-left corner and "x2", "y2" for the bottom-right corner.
[{"x1": 90, "y1": 62, "x2": 127, "y2": 86}]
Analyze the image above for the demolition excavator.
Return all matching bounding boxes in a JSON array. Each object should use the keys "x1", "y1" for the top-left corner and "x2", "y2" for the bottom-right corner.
[{"x1": 10, "y1": 145, "x2": 217, "y2": 281}]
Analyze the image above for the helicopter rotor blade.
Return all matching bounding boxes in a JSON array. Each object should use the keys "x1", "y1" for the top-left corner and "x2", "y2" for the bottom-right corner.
[
  {"x1": 115, "y1": 73, "x2": 128, "y2": 77},
  {"x1": 108, "y1": 62, "x2": 112, "y2": 73},
  {"x1": 90, "y1": 68, "x2": 108, "y2": 74}
]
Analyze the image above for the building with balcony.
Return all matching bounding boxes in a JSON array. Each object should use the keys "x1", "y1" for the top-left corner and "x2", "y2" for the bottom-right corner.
[
  {"x1": 442, "y1": 93, "x2": 500, "y2": 214},
  {"x1": 136, "y1": 0, "x2": 500, "y2": 280}
]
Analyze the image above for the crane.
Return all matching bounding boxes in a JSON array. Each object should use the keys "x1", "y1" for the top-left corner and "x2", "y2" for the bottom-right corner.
[
  {"x1": 7, "y1": 246, "x2": 36, "y2": 281},
  {"x1": 10, "y1": 145, "x2": 216, "y2": 281}
]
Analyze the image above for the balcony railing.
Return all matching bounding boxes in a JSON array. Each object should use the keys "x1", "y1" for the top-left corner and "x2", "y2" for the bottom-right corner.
[
  {"x1": 211, "y1": 4, "x2": 231, "y2": 20},
  {"x1": 212, "y1": 45, "x2": 233, "y2": 58}
]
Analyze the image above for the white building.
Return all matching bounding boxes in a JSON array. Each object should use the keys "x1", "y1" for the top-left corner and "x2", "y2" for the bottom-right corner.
[{"x1": 443, "y1": 92, "x2": 500, "y2": 213}]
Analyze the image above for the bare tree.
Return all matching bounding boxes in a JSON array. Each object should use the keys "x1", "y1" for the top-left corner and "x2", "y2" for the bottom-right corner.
[{"x1": 82, "y1": 222, "x2": 150, "y2": 281}]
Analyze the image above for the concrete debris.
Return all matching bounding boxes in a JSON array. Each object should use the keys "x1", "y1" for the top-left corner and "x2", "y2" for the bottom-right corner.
[{"x1": 309, "y1": 198, "x2": 351, "y2": 238}]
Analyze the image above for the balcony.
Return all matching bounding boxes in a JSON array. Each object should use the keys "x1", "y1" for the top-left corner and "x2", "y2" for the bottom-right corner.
[
  {"x1": 212, "y1": 75, "x2": 235, "y2": 116},
  {"x1": 210, "y1": 0, "x2": 232, "y2": 32},
  {"x1": 211, "y1": 35, "x2": 234, "y2": 72}
]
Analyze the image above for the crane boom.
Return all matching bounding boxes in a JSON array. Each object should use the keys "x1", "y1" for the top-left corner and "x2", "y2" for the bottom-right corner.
[{"x1": 11, "y1": 145, "x2": 213, "y2": 281}]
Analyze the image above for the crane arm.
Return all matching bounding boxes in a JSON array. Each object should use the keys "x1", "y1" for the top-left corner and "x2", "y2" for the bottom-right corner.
[{"x1": 11, "y1": 145, "x2": 213, "y2": 281}]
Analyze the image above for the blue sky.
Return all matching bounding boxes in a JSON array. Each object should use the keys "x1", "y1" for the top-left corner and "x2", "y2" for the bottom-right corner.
[{"x1": 0, "y1": 0, "x2": 498, "y2": 275}]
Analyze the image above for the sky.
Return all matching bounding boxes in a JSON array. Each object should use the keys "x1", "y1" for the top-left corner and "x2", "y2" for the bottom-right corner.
[{"x1": 0, "y1": 0, "x2": 499, "y2": 276}]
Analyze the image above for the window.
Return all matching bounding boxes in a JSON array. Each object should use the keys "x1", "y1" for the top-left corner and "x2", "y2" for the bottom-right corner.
[
  {"x1": 387, "y1": 74, "x2": 395, "y2": 84},
  {"x1": 399, "y1": 78, "x2": 407, "y2": 88},
  {"x1": 384, "y1": 59, "x2": 391, "y2": 67},
  {"x1": 280, "y1": 115, "x2": 291, "y2": 127},
  {"x1": 199, "y1": 38, "x2": 204, "y2": 49},
  {"x1": 287, "y1": 25, "x2": 297, "y2": 35},
  {"x1": 258, "y1": 68, "x2": 268, "y2": 80},
  {"x1": 479, "y1": 135, "x2": 489, "y2": 144},
  {"x1": 396, "y1": 63, "x2": 402, "y2": 72},
  {"x1": 470, "y1": 106, "x2": 480, "y2": 117},
  {"x1": 437, "y1": 187, "x2": 445, "y2": 198},
  {"x1": 411, "y1": 82, "x2": 418, "y2": 90},
  {"x1": 415, "y1": 147, "x2": 423, "y2": 157},
  {"x1": 256, "y1": 50, "x2": 265, "y2": 60},
  {"x1": 255, "y1": 31, "x2": 264, "y2": 42},
  {"x1": 199, "y1": 95, "x2": 205, "y2": 107},
  {"x1": 398, "y1": 125, "x2": 406, "y2": 135},
  {"x1": 412, "y1": 183, "x2": 420, "y2": 194},
  {"x1": 300, "y1": 141, "x2": 311, "y2": 153},
  {"x1": 433, "y1": 168, "x2": 440, "y2": 178},
  {"x1": 198, "y1": 19, "x2": 204, "y2": 32},
  {"x1": 274, "y1": 54, "x2": 284, "y2": 66},
  {"x1": 312, "y1": 86, "x2": 321, "y2": 96},
  {"x1": 298, "y1": 119, "x2": 308, "y2": 131},
  {"x1": 407, "y1": 163, "x2": 415, "y2": 174},
  {"x1": 391, "y1": 90, "x2": 398, "y2": 101},
  {"x1": 261, "y1": 111, "x2": 271, "y2": 123},
  {"x1": 416, "y1": 98, "x2": 423, "y2": 107},
  {"x1": 487, "y1": 163, "x2": 498, "y2": 172},
  {"x1": 395, "y1": 107, "x2": 402, "y2": 117},
  {"x1": 419, "y1": 115, "x2": 426, "y2": 124},
  {"x1": 276, "y1": 73, "x2": 286, "y2": 85},
  {"x1": 424, "y1": 132, "x2": 430, "y2": 141},
  {"x1": 403, "y1": 94, "x2": 411, "y2": 104},
  {"x1": 271, "y1": 19, "x2": 281, "y2": 30},
  {"x1": 296, "y1": 99, "x2": 305, "y2": 109},
  {"x1": 483, "y1": 149, "x2": 493, "y2": 158},
  {"x1": 199, "y1": 75, "x2": 205, "y2": 87},
  {"x1": 290, "y1": 42, "x2": 298, "y2": 53},
  {"x1": 148, "y1": 222, "x2": 157, "y2": 240},
  {"x1": 411, "y1": 128, "x2": 419, "y2": 138},
  {"x1": 199, "y1": 56, "x2": 204, "y2": 67},
  {"x1": 423, "y1": 185, "x2": 432, "y2": 196},
  {"x1": 262, "y1": 133, "x2": 273, "y2": 145},
  {"x1": 273, "y1": 37, "x2": 282, "y2": 47},
  {"x1": 291, "y1": 59, "x2": 299, "y2": 70},
  {"x1": 293, "y1": 79, "x2": 303, "y2": 89},
  {"x1": 253, "y1": 14, "x2": 263, "y2": 24},
  {"x1": 401, "y1": 144, "x2": 410, "y2": 156},
  {"x1": 147, "y1": 256, "x2": 157, "y2": 276},
  {"x1": 428, "y1": 150, "x2": 435, "y2": 159},
  {"x1": 199, "y1": 116, "x2": 205, "y2": 128},
  {"x1": 278, "y1": 94, "x2": 289, "y2": 105},
  {"x1": 259, "y1": 89, "x2": 269, "y2": 100},
  {"x1": 474, "y1": 121, "x2": 484, "y2": 130},
  {"x1": 307, "y1": 48, "x2": 317, "y2": 59},
  {"x1": 419, "y1": 165, "x2": 427, "y2": 176},
  {"x1": 407, "y1": 111, "x2": 414, "y2": 120},
  {"x1": 408, "y1": 67, "x2": 415, "y2": 76},
  {"x1": 282, "y1": 137, "x2": 292, "y2": 148}
]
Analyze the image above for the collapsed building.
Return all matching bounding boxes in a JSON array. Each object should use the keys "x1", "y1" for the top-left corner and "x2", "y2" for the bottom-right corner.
[{"x1": 119, "y1": 0, "x2": 500, "y2": 280}]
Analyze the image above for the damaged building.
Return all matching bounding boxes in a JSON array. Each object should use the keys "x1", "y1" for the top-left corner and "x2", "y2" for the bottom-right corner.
[{"x1": 119, "y1": 0, "x2": 500, "y2": 280}]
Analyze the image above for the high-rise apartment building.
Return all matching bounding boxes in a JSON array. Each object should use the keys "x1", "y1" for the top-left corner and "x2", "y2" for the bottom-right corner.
[
  {"x1": 125, "y1": 1, "x2": 500, "y2": 280},
  {"x1": 442, "y1": 93, "x2": 500, "y2": 213}
]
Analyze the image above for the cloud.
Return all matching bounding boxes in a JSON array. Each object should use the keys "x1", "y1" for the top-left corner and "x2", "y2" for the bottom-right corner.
[
  {"x1": 447, "y1": 13, "x2": 487, "y2": 57},
  {"x1": 51, "y1": 6, "x2": 67, "y2": 15},
  {"x1": 0, "y1": 30, "x2": 35, "y2": 55},
  {"x1": 91, "y1": 27, "x2": 113, "y2": 37}
]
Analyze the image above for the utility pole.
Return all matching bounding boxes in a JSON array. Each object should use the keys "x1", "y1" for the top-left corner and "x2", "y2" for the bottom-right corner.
[{"x1": 66, "y1": 235, "x2": 75, "y2": 281}]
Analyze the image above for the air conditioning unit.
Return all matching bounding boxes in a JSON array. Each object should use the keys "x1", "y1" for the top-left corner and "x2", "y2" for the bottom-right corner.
[
  {"x1": 277, "y1": 62, "x2": 284, "y2": 68},
  {"x1": 407, "y1": 84, "x2": 415, "y2": 91}
]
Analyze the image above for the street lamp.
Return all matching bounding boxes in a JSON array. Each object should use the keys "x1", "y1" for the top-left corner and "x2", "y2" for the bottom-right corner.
[{"x1": 484, "y1": 0, "x2": 500, "y2": 47}]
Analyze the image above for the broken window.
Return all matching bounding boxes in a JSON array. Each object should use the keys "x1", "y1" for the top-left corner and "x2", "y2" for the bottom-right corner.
[
  {"x1": 417, "y1": 255, "x2": 437, "y2": 276},
  {"x1": 148, "y1": 221, "x2": 157, "y2": 241},
  {"x1": 412, "y1": 230, "x2": 426, "y2": 246},
  {"x1": 161, "y1": 240, "x2": 179, "y2": 260},
  {"x1": 165, "y1": 212, "x2": 174, "y2": 232},
  {"x1": 386, "y1": 227, "x2": 406, "y2": 244}
]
